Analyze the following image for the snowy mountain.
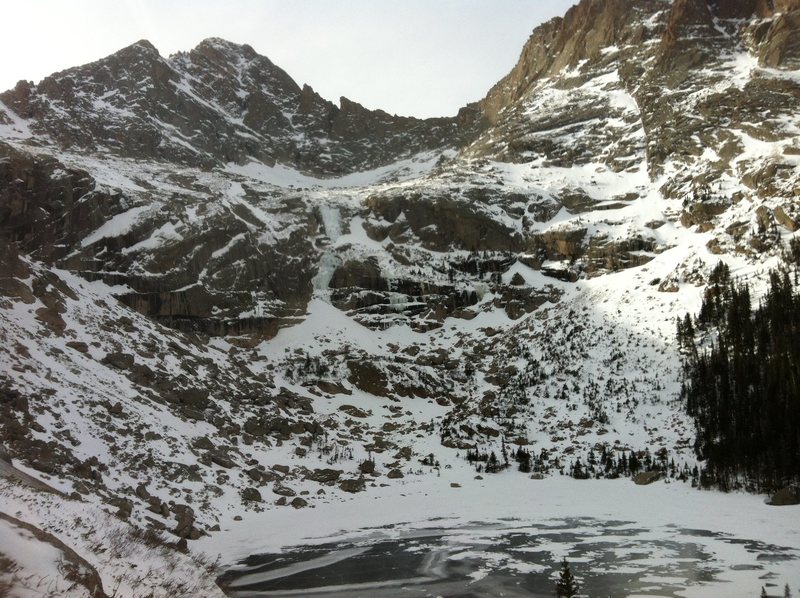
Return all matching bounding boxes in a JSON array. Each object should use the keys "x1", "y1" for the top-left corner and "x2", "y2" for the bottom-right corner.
[
  {"x1": 1, "y1": 0, "x2": 799, "y2": 595},
  {"x1": 0, "y1": 37, "x2": 480, "y2": 175}
]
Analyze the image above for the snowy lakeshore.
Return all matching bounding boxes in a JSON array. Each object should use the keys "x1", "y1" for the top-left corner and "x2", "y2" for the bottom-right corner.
[{"x1": 208, "y1": 476, "x2": 800, "y2": 597}]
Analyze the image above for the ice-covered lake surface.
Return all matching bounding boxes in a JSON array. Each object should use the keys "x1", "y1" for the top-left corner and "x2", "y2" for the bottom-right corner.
[
  {"x1": 220, "y1": 517, "x2": 797, "y2": 597},
  {"x1": 212, "y1": 479, "x2": 800, "y2": 598}
]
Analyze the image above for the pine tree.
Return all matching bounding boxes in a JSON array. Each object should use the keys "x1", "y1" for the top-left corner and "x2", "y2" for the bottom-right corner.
[
  {"x1": 555, "y1": 558, "x2": 579, "y2": 597},
  {"x1": 762, "y1": 585, "x2": 768, "y2": 598}
]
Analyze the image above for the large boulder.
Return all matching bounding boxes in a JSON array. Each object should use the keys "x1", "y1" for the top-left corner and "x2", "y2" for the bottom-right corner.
[
  {"x1": 633, "y1": 471, "x2": 662, "y2": 485},
  {"x1": 339, "y1": 477, "x2": 366, "y2": 493},
  {"x1": 305, "y1": 468, "x2": 343, "y2": 484},
  {"x1": 767, "y1": 486, "x2": 800, "y2": 506},
  {"x1": 242, "y1": 487, "x2": 263, "y2": 503}
]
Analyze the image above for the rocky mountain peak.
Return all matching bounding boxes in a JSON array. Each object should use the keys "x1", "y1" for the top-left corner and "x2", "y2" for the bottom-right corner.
[
  {"x1": 127, "y1": 38, "x2": 160, "y2": 55},
  {"x1": 478, "y1": 0, "x2": 800, "y2": 126},
  {"x1": 0, "y1": 38, "x2": 479, "y2": 175},
  {"x1": 479, "y1": 0, "x2": 665, "y2": 124},
  {"x1": 88, "y1": 38, "x2": 166, "y2": 76},
  {"x1": 193, "y1": 36, "x2": 258, "y2": 59},
  {"x1": 297, "y1": 83, "x2": 325, "y2": 112},
  {"x1": 85, "y1": 38, "x2": 163, "y2": 68},
  {"x1": 1, "y1": 38, "x2": 167, "y2": 119}
]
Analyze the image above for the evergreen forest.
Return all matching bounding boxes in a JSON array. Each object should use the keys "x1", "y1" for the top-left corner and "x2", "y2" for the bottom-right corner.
[{"x1": 677, "y1": 259, "x2": 800, "y2": 492}]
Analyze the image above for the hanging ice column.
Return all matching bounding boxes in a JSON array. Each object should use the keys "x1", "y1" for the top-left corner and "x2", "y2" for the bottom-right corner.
[
  {"x1": 318, "y1": 203, "x2": 343, "y2": 241},
  {"x1": 312, "y1": 203, "x2": 344, "y2": 293}
]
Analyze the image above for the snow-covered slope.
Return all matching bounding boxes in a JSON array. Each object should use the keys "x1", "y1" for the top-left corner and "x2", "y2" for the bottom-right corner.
[{"x1": 1, "y1": 0, "x2": 799, "y2": 594}]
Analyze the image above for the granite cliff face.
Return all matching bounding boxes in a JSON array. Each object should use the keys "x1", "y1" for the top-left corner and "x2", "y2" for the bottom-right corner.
[
  {"x1": 0, "y1": 0, "x2": 799, "y2": 587},
  {"x1": 466, "y1": 0, "x2": 798, "y2": 273}
]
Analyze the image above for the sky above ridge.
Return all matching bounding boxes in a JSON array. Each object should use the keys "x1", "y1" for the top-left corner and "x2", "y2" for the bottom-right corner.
[{"x1": 1, "y1": 0, "x2": 575, "y2": 118}]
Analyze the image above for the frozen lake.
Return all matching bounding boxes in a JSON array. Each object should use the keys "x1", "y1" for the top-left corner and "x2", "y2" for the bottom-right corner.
[{"x1": 220, "y1": 516, "x2": 799, "y2": 597}]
